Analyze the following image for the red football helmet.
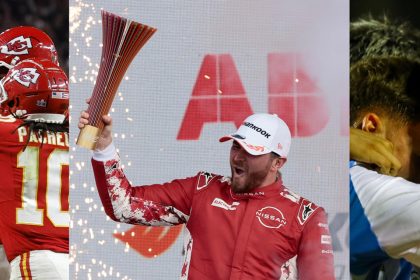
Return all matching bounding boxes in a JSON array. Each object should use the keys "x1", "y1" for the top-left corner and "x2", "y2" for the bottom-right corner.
[
  {"x1": 0, "y1": 26, "x2": 58, "y2": 75},
  {"x1": 0, "y1": 59, "x2": 68, "y2": 119}
]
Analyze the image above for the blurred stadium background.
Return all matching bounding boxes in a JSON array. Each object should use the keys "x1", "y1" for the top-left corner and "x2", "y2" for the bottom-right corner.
[{"x1": 0, "y1": 0, "x2": 69, "y2": 74}]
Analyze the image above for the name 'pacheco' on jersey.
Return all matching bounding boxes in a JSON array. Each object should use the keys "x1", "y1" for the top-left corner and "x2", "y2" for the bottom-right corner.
[{"x1": 0, "y1": 58, "x2": 69, "y2": 263}]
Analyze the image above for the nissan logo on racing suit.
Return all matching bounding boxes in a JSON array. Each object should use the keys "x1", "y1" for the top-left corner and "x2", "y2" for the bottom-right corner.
[{"x1": 256, "y1": 206, "x2": 287, "y2": 229}]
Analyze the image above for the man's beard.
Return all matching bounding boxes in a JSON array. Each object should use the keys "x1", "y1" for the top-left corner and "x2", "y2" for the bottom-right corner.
[{"x1": 230, "y1": 161, "x2": 271, "y2": 193}]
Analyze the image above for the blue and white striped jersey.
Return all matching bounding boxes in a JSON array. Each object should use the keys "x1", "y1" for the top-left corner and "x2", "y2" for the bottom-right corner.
[{"x1": 350, "y1": 161, "x2": 420, "y2": 279}]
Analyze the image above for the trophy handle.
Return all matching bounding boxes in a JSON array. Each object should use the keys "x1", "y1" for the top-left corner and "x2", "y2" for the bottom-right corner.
[{"x1": 77, "y1": 125, "x2": 101, "y2": 150}]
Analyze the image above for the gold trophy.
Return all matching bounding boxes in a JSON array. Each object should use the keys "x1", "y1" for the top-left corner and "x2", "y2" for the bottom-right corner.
[{"x1": 77, "y1": 10, "x2": 157, "y2": 150}]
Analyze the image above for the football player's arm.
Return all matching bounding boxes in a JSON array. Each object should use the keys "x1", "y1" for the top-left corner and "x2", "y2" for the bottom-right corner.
[
  {"x1": 350, "y1": 127, "x2": 401, "y2": 176},
  {"x1": 91, "y1": 143, "x2": 194, "y2": 226},
  {"x1": 297, "y1": 209, "x2": 335, "y2": 280},
  {"x1": 375, "y1": 181, "x2": 420, "y2": 266},
  {"x1": 351, "y1": 168, "x2": 420, "y2": 266}
]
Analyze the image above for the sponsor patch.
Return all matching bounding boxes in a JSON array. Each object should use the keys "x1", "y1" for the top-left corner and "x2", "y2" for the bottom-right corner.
[
  {"x1": 297, "y1": 199, "x2": 318, "y2": 225},
  {"x1": 219, "y1": 176, "x2": 231, "y2": 185},
  {"x1": 196, "y1": 172, "x2": 215, "y2": 190},
  {"x1": 317, "y1": 222, "x2": 328, "y2": 229},
  {"x1": 321, "y1": 249, "x2": 333, "y2": 254},
  {"x1": 36, "y1": 99, "x2": 47, "y2": 107},
  {"x1": 244, "y1": 142, "x2": 265, "y2": 152},
  {"x1": 280, "y1": 188, "x2": 300, "y2": 203},
  {"x1": 234, "y1": 191, "x2": 264, "y2": 197},
  {"x1": 211, "y1": 198, "x2": 239, "y2": 210},
  {"x1": 256, "y1": 206, "x2": 287, "y2": 229},
  {"x1": 321, "y1": 234, "x2": 332, "y2": 245},
  {"x1": 243, "y1": 122, "x2": 271, "y2": 138},
  {"x1": 52, "y1": 92, "x2": 69, "y2": 99}
]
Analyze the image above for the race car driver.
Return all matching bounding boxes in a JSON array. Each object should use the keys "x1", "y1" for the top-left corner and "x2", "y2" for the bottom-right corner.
[{"x1": 79, "y1": 112, "x2": 335, "y2": 279}]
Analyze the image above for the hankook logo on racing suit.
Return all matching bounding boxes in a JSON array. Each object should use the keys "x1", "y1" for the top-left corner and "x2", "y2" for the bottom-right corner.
[
  {"x1": 1, "y1": 36, "x2": 32, "y2": 55},
  {"x1": 11, "y1": 68, "x2": 40, "y2": 87},
  {"x1": 256, "y1": 206, "x2": 287, "y2": 229}
]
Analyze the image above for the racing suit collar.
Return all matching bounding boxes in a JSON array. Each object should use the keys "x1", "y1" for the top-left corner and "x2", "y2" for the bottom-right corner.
[{"x1": 229, "y1": 178, "x2": 284, "y2": 200}]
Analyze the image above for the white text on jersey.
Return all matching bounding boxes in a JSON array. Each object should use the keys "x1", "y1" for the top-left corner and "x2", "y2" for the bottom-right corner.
[{"x1": 17, "y1": 127, "x2": 69, "y2": 147}]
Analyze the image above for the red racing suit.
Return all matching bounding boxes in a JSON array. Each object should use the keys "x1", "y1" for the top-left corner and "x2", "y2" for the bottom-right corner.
[{"x1": 91, "y1": 145, "x2": 335, "y2": 280}]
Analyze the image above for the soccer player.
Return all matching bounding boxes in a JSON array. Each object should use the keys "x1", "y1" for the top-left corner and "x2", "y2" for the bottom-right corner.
[
  {"x1": 349, "y1": 16, "x2": 420, "y2": 176},
  {"x1": 350, "y1": 56, "x2": 420, "y2": 279},
  {"x1": 349, "y1": 17, "x2": 420, "y2": 278},
  {"x1": 0, "y1": 58, "x2": 69, "y2": 279}
]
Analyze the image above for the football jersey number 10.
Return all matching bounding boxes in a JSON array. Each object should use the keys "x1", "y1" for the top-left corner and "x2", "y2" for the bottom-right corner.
[{"x1": 16, "y1": 147, "x2": 69, "y2": 227}]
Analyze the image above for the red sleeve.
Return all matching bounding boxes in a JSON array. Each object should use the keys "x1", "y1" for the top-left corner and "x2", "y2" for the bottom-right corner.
[
  {"x1": 91, "y1": 156, "x2": 196, "y2": 226},
  {"x1": 297, "y1": 208, "x2": 335, "y2": 279}
]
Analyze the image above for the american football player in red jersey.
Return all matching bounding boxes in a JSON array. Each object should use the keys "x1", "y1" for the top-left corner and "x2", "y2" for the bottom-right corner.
[
  {"x1": 0, "y1": 58, "x2": 69, "y2": 279},
  {"x1": 0, "y1": 26, "x2": 58, "y2": 79},
  {"x1": 0, "y1": 26, "x2": 60, "y2": 280}
]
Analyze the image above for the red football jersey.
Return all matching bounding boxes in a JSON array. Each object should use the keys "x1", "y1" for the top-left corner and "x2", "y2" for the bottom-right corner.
[{"x1": 0, "y1": 116, "x2": 69, "y2": 262}]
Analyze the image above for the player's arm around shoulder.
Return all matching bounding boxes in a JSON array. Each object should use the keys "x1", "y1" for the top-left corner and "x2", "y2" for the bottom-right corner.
[
  {"x1": 351, "y1": 165, "x2": 420, "y2": 265},
  {"x1": 296, "y1": 198, "x2": 335, "y2": 280}
]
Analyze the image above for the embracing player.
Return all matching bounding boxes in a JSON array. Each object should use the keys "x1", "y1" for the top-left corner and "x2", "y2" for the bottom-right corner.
[
  {"x1": 0, "y1": 58, "x2": 69, "y2": 279},
  {"x1": 0, "y1": 26, "x2": 62, "y2": 279}
]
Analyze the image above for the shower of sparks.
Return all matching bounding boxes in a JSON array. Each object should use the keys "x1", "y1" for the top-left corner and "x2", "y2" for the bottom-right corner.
[{"x1": 69, "y1": 1, "x2": 141, "y2": 279}]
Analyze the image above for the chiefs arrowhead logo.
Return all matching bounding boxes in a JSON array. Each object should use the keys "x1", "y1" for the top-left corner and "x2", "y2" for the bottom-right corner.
[
  {"x1": 1, "y1": 36, "x2": 32, "y2": 55},
  {"x1": 10, "y1": 68, "x2": 40, "y2": 87}
]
